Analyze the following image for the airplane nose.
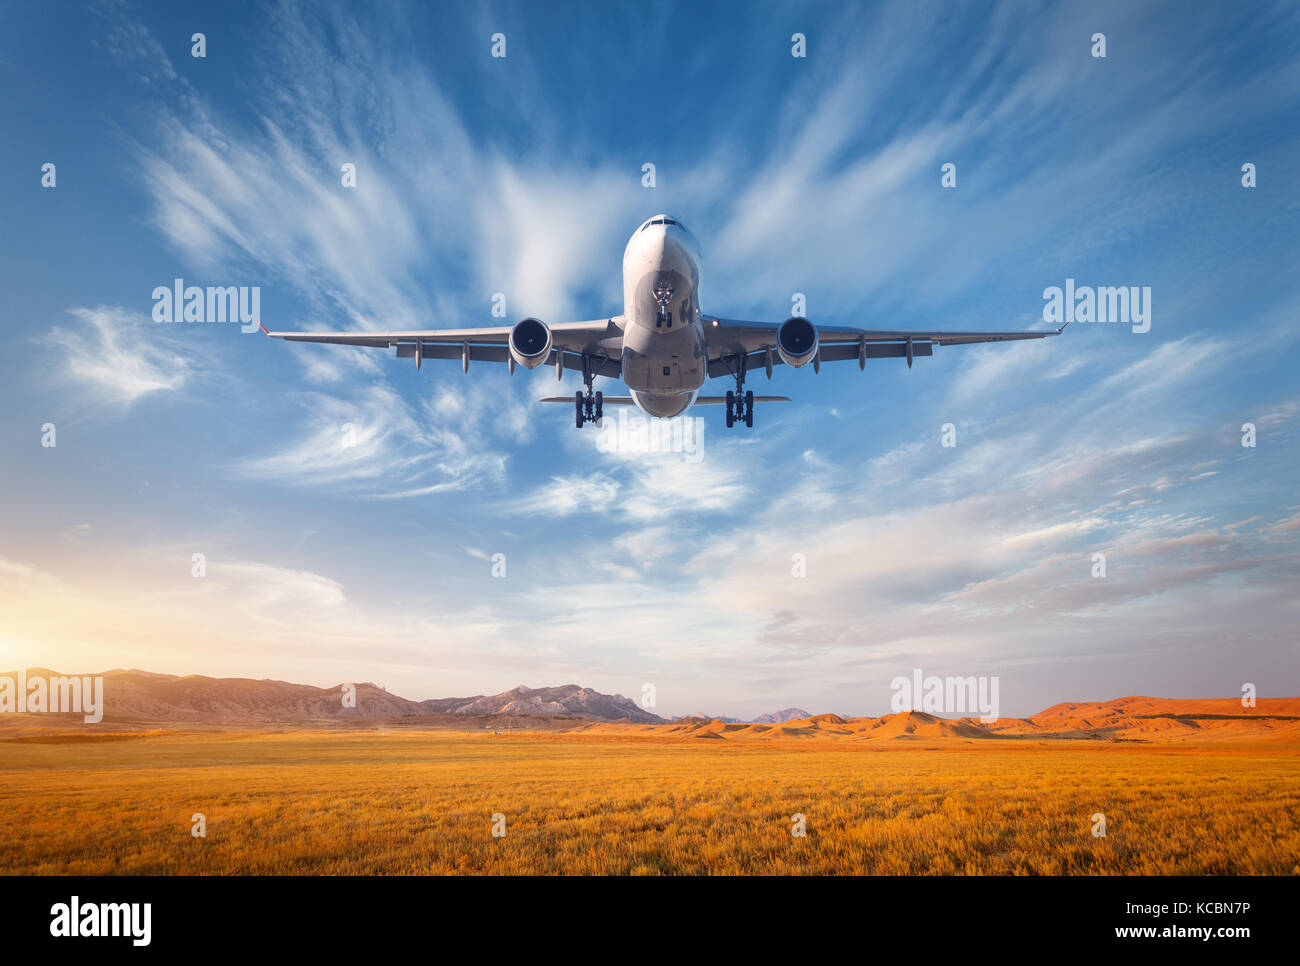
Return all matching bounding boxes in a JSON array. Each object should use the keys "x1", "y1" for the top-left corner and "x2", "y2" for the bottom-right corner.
[
  {"x1": 662, "y1": 230, "x2": 691, "y2": 261},
  {"x1": 640, "y1": 229, "x2": 667, "y2": 261}
]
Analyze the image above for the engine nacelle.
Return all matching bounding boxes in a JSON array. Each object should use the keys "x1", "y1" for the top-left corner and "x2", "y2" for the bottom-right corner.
[
  {"x1": 776, "y1": 316, "x2": 819, "y2": 368},
  {"x1": 509, "y1": 317, "x2": 552, "y2": 369}
]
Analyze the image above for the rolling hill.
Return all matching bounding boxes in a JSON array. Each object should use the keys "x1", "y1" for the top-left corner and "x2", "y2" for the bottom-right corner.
[{"x1": 579, "y1": 700, "x2": 1300, "y2": 743}]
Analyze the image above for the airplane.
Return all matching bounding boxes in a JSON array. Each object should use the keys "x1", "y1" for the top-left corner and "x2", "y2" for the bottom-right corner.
[{"x1": 267, "y1": 214, "x2": 1067, "y2": 429}]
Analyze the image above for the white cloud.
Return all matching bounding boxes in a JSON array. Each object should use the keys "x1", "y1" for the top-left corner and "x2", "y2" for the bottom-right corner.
[
  {"x1": 513, "y1": 474, "x2": 621, "y2": 517},
  {"x1": 44, "y1": 307, "x2": 194, "y2": 407},
  {"x1": 234, "y1": 384, "x2": 508, "y2": 498},
  {"x1": 0, "y1": 556, "x2": 61, "y2": 596}
]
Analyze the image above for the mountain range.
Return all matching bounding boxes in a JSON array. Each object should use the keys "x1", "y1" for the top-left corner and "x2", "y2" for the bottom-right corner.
[
  {"x1": 0, "y1": 669, "x2": 817, "y2": 727},
  {"x1": 2, "y1": 669, "x2": 1296, "y2": 742},
  {"x1": 0, "y1": 669, "x2": 665, "y2": 725}
]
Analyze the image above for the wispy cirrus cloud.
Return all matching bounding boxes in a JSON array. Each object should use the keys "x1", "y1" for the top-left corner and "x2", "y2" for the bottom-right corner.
[
  {"x1": 43, "y1": 307, "x2": 195, "y2": 407},
  {"x1": 234, "y1": 382, "x2": 512, "y2": 497}
]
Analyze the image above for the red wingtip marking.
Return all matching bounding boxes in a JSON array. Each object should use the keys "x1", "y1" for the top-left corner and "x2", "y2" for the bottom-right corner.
[{"x1": 258, "y1": 321, "x2": 269, "y2": 334}]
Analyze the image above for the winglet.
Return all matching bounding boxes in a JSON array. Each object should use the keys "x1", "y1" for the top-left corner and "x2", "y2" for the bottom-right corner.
[
  {"x1": 1056, "y1": 318, "x2": 1072, "y2": 335},
  {"x1": 258, "y1": 321, "x2": 269, "y2": 335}
]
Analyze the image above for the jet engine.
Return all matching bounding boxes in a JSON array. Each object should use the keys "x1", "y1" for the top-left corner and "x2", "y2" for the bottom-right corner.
[
  {"x1": 509, "y1": 317, "x2": 552, "y2": 369},
  {"x1": 776, "y1": 316, "x2": 819, "y2": 368}
]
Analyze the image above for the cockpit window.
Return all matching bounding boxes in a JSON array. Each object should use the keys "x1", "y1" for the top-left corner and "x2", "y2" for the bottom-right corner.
[{"x1": 640, "y1": 218, "x2": 679, "y2": 231}]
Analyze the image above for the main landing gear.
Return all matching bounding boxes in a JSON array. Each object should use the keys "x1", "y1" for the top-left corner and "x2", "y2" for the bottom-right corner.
[
  {"x1": 725, "y1": 389, "x2": 754, "y2": 428},
  {"x1": 574, "y1": 357, "x2": 604, "y2": 428},
  {"x1": 723, "y1": 353, "x2": 754, "y2": 428},
  {"x1": 574, "y1": 390, "x2": 603, "y2": 427},
  {"x1": 573, "y1": 353, "x2": 605, "y2": 428}
]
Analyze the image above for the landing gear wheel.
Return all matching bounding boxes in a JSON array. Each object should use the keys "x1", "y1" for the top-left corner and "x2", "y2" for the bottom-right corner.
[
  {"x1": 575, "y1": 390, "x2": 585, "y2": 428},
  {"x1": 744, "y1": 390, "x2": 754, "y2": 428},
  {"x1": 725, "y1": 390, "x2": 735, "y2": 428},
  {"x1": 594, "y1": 391, "x2": 603, "y2": 422}
]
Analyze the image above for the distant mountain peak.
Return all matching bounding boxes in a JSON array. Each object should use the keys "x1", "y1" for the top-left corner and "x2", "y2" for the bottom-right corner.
[
  {"x1": 672, "y1": 712, "x2": 743, "y2": 723},
  {"x1": 752, "y1": 707, "x2": 813, "y2": 724},
  {"x1": 424, "y1": 683, "x2": 662, "y2": 723},
  {"x1": 669, "y1": 707, "x2": 816, "y2": 724}
]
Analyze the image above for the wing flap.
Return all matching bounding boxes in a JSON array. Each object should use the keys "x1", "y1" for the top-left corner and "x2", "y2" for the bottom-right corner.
[
  {"x1": 396, "y1": 343, "x2": 510, "y2": 363},
  {"x1": 707, "y1": 318, "x2": 1062, "y2": 362},
  {"x1": 393, "y1": 344, "x2": 619, "y2": 375},
  {"x1": 817, "y1": 342, "x2": 933, "y2": 362},
  {"x1": 268, "y1": 319, "x2": 624, "y2": 376},
  {"x1": 267, "y1": 319, "x2": 622, "y2": 351},
  {"x1": 707, "y1": 341, "x2": 935, "y2": 377},
  {"x1": 813, "y1": 325, "x2": 1057, "y2": 345}
]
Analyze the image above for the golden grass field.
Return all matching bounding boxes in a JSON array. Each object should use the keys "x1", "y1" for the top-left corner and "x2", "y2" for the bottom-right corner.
[{"x1": 2, "y1": 729, "x2": 1299, "y2": 875}]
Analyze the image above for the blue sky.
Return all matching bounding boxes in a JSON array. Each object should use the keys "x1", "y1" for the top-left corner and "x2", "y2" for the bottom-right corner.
[{"x1": 1, "y1": 0, "x2": 1297, "y2": 718}]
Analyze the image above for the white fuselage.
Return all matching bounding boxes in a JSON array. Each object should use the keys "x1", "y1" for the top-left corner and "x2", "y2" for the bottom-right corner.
[{"x1": 619, "y1": 216, "x2": 707, "y2": 417}]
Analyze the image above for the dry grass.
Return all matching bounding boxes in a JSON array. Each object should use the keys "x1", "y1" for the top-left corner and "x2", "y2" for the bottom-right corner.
[{"x1": 2, "y1": 730, "x2": 1298, "y2": 875}]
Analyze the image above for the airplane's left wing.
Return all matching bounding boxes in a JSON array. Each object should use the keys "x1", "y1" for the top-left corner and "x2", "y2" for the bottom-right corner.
[
  {"x1": 703, "y1": 317, "x2": 1065, "y2": 377},
  {"x1": 265, "y1": 318, "x2": 624, "y2": 377}
]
